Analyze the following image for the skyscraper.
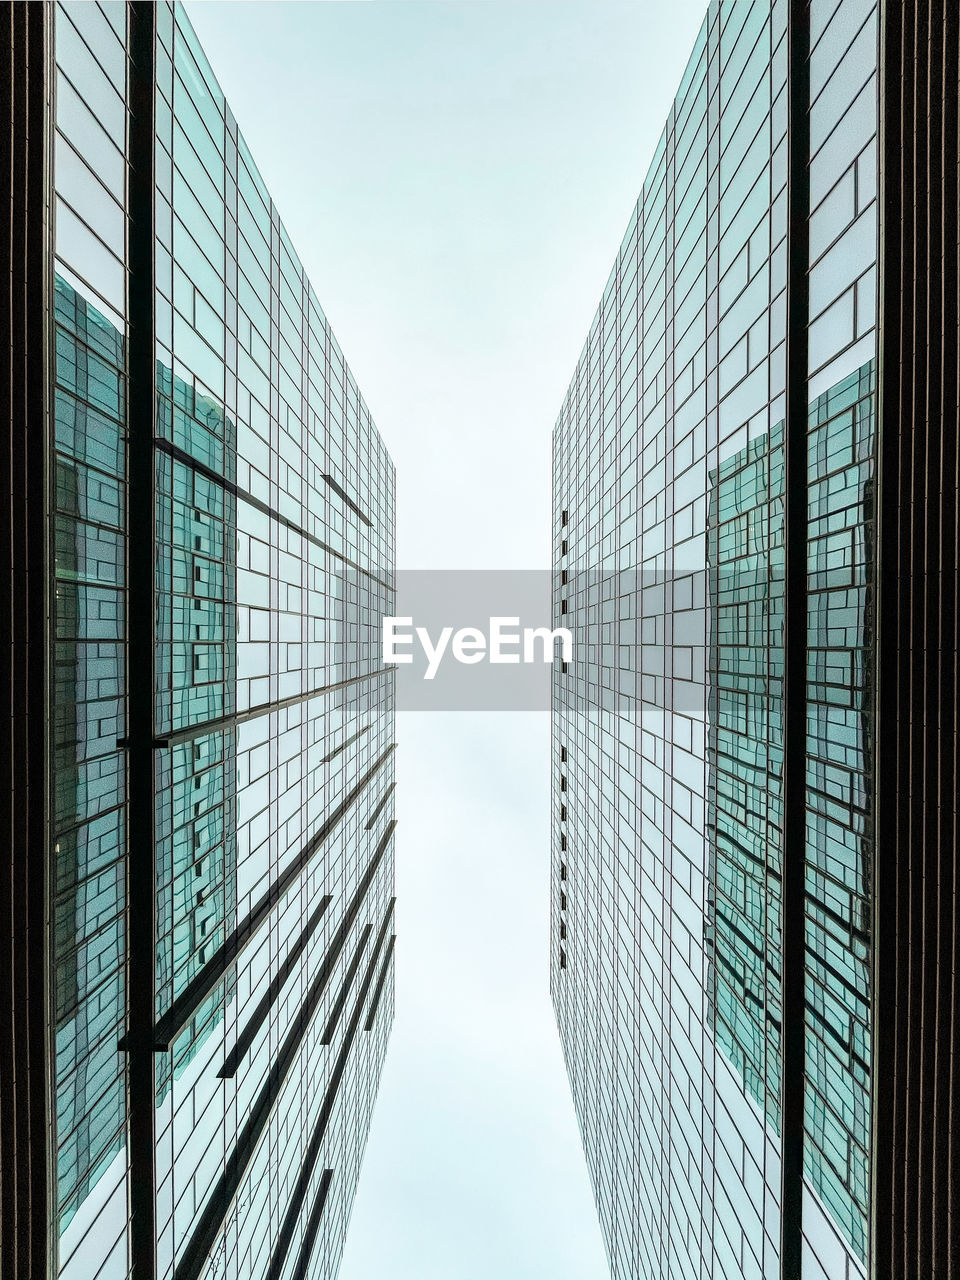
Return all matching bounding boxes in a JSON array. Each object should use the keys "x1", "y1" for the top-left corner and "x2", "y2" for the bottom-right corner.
[
  {"x1": 551, "y1": 3, "x2": 958, "y2": 1279},
  {"x1": 2, "y1": 4, "x2": 397, "y2": 1278}
]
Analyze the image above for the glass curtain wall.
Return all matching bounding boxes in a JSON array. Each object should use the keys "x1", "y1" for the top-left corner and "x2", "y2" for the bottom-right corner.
[
  {"x1": 49, "y1": 5, "x2": 398, "y2": 1279},
  {"x1": 551, "y1": 4, "x2": 879, "y2": 1280}
]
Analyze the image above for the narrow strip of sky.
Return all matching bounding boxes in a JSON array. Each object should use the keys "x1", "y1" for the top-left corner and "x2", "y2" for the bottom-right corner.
[{"x1": 184, "y1": 4, "x2": 709, "y2": 1277}]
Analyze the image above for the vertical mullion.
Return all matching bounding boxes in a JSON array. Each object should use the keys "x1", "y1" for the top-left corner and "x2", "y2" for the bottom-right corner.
[
  {"x1": 1, "y1": 4, "x2": 54, "y2": 1276},
  {"x1": 781, "y1": 2, "x2": 811, "y2": 1276},
  {"x1": 874, "y1": 0, "x2": 904, "y2": 1272},
  {"x1": 126, "y1": 5, "x2": 157, "y2": 1278},
  {"x1": 941, "y1": 9, "x2": 960, "y2": 1272},
  {"x1": 921, "y1": 4, "x2": 942, "y2": 1269}
]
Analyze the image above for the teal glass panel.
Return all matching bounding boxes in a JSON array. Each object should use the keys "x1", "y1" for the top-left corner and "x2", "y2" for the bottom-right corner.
[
  {"x1": 51, "y1": 275, "x2": 128, "y2": 1232},
  {"x1": 803, "y1": 360, "x2": 875, "y2": 1262},
  {"x1": 707, "y1": 422, "x2": 785, "y2": 1133},
  {"x1": 153, "y1": 371, "x2": 238, "y2": 1093}
]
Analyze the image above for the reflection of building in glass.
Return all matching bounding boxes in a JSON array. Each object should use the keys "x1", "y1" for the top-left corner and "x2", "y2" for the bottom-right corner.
[
  {"x1": 706, "y1": 421, "x2": 785, "y2": 1137},
  {"x1": 52, "y1": 275, "x2": 130, "y2": 1237},
  {"x1": 704, "y1": 362, "x2": 876, "y2": 1259},
  {"x1": 551, "y1": 4, "x2": 958, "y2": 1280},
  {"x1": 4, "y1": 5, "x2": 397, "y2": 1279},
  {"x1": 802, "y1": 363, "x2": 876, "y2": 1258},
  {"x1": 153, "y1": 371, "x2": 240, "y2": 1099}
]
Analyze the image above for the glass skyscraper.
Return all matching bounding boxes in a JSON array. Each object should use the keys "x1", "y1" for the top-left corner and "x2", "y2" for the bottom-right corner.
[
  {"x1": 551, "y1": 3, "x2": 958, "y2": 1280},
  {"x1": 3, "y1": 4, "x2": 396, "y2": 1278}
]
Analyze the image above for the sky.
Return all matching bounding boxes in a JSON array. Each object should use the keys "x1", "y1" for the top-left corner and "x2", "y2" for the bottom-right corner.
[{"x1": 184, "y1": 2, "x2": 709, "y2": 1276}]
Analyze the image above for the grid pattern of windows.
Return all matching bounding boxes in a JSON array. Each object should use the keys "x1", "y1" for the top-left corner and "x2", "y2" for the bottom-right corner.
[
  {"x1": 551, "y1": 3, "x2": 879, "y2": 1279},
  {"x1": 553, "y1": 7, "x2": 790, "y2": 1276},
  {"x1": 803, "y1": 364, "x2": 875, "y2": 1265},
  {"x1": 153, "y1": 7, "x2": 396, "y2": 1279},
  {"x1": 707, "y1": 423, "x2": 785, "y2": 1135},
  {"x1": 52, "y1": 276, "x2": 130, "y2": 1254},
  {"x1": 49, "y1": 4, "x2": 397, "y2": 1278},
  {"x1": 51, "y1": 5, "x2": 132, "y2": 1275},
  {"x1": 802, "y1": 2, "x2": 878, "y2": 1272}
]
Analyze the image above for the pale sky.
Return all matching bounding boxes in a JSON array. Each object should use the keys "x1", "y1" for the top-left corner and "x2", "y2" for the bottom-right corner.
[{"x1": 184, "y1": 3, "x2": 709, "y2": 1276}]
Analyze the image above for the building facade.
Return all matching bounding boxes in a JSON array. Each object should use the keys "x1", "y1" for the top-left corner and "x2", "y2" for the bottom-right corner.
[
  {"x1": 2, "y1": 4, "x2": 397, "y2": 1279},
  {"x1": 551, "y1": 3, "x2": 958, "y2": 1279}
]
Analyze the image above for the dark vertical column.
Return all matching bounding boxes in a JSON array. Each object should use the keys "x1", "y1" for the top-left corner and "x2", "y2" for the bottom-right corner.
[
  {"x1": 781, "y1": 2, "x2": 811, "y2": 1276},
  {"x1": 936, "y1": 15, "x2": 960, "y2": 1278},
  {"x1": 873, "y1": 3, "x2": 906, "y2": 1271},
  {"x1": 874, "y1": 4, "x2": 960, "y2": 1279},
  {"x1": 0, "y1": 4, "x2": 53, "y2": 1277},
  {"x1": 126, "y1": 5, "x2": 157, "y2": 1278},
  {"x1": 908, "y1": 9, "x2": 930, "y2": 1270}
]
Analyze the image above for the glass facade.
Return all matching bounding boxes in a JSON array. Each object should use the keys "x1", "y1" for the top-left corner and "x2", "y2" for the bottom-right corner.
[
  {"x1": 551, "y1": 3, "x2": 879, "y2": 1279},
  {"x1": 49, "y1": 4, "x2": 396, "y2": 1279},
  {"x1": 52, "y1": 2, "x2": 131, "y2": 1264},
  {"x1": 706, "y1": 419, "x2": 785, "y2": 1139},
  {"x1": 802, "y1": 362, "x2": 874, "y2": 1269}
]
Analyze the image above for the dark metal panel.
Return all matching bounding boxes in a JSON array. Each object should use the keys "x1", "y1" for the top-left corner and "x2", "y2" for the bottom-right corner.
[
  {"x1": 126, "y1": 4, "x2": 158, "y2": 1277},
  {"x1": 289, "y1": 1170, "x2": 334, "y2": 1280},
  {"x1": 781, "y1": 2, "x2": 812, "y2": 1275},
  {"x1": 174, "y1": 834, "x2": 396, "y2": 1280},
  {"x1": 364, "y1": 934, "x2": 396, "y2": 1032},
  {"x1": 153, "y1": 745, "x2": 394, "y2": 1051},
  {"x1": 0, "y1": 4, "x2": 53, "y2": 1276},
  {"x1": 875, "y1": 2, "x2": 960, "y2": 1276},
  {"x1": 266, "y1": 900, "x2": 396, "y2": 1280},
  {"x1": 216, "y1": 895, "x2": 332, "y2": 1079}
]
